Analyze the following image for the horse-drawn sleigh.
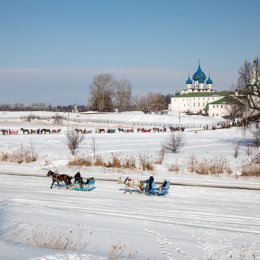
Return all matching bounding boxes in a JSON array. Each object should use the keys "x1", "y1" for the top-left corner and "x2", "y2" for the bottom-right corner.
[
  {"x1": 117, "y1": 176, "x2": 170, "y2": 195},
  {"x1": 47, "y1": 170, "x2": 95, "y2": 191}
]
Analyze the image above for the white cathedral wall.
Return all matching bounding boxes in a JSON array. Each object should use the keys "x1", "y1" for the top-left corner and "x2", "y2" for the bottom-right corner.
[{"x1": 169, "y1": 95, "x2": 224, "y2": 113}]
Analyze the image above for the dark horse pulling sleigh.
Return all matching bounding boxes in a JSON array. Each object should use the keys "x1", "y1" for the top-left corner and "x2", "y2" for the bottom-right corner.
[
  {"x1": 47, "y1": 170, "x2": 95, "y2": 191},
  {"x1": 47, "y1": 170, "x2": 72, "y2": 189}
]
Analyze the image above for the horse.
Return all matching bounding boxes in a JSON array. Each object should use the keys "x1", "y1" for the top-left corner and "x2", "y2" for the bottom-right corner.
[
  {"x1": 75, "y1": 128, "x2": 83, "y2": 134},
  {"x1": 41, "y1": 128, "x2": 51, "y2": 134},
  {"x1": 125, "y1": 128, "x2": 134, "y2": 133},
  {"x1": 107, "y1": 128, "x2": 116, "y2": 133},
  {"x1": 83, "y1": 129, "x2": 93, "y2": 134},
  {"x1": 20, "y1": 128, "x2": 30, "y2": 134},
  {"x1": 96, "y1": 128, "x2": 105, "y2": 133},
  {"x1": 1, "y1": 129, "x2": 8, "y2": 135},
  {"x1": 51, "y1": 129, "x2": 61, "y2": 134},
  {"x1": 118, "y1": 177, "x2": 145, "y2": 193},
  {"x1": 8, "y1": 129, "x2": 18, "y2": 135},
  {"x1": 47, "y1": 170, "x2": 72, "y2": 189}
]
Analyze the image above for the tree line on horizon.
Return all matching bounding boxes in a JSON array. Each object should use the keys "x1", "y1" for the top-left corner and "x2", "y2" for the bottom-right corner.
[{"x1": 0, "y1": 91, "x2": 172, "y2": 113}]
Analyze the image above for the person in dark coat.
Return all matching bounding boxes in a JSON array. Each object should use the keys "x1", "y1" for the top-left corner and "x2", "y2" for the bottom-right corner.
[
  {"x1": 74, "y1": 172, "x2": 84, "y2": 188},
  {"x1": 148, "y1": 175, "x2": 154, "y2": 190},
  {"x1": 159, "y1": 179, "x2": 168, "y2": 192}
]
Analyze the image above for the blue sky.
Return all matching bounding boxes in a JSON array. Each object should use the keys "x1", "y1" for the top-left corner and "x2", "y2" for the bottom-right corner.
[{"x1": 0, "y1": 0, "x2": 259, "y2": 105}]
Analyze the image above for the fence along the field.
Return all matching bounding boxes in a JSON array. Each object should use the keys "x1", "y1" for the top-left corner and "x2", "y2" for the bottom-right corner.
[{"x1": 0, "y1": 115, "x2": 214, "y2": 129}]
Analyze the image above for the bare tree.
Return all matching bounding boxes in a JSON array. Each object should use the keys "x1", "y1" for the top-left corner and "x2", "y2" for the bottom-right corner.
[
  {"x1": 238, "y1": 60, "x2": 252, "y2": 89},
  {"x1": 89, "y1": 73, "x2": 115, "y2": 112},
  {"x1": 138, "y1": 153, "x2": 154, "y2": 171},
  {"x1": 225, "y1": 97, "x2": 245, "y2": 121},
  {"x1": 232, "y1": 141, "x2": 242, "y2": 158},
  {"x1": 162, "y1": 132, "x2": 185, "y2": 153},
  {"x1": 31, "y1": 103, "x2": 49, "y2": 111},
  {"x1": 251, "y1": 127, "x2": 260, "y2": 147},
  {"x1": 90, "y1": 137, "x2": 98, "y2": 159},
  {"x1": 53, "y1": 113, "x2": 63, "y2": 124},
  {"x1": 132, "y1": 95, "x2": 144, "y2": 112},
  {"x1": 145, "y1": 93, "x2": 167, "y2": 112},
  {"x1": 114, "y1": 79, "x2": 132, "y2": 111},
  {"x1": 66, "y1": 128, "x2": 84, "y2": 155},
  {"x1": 245, "y1": 143, "x2": 254, "y2": 156},
  {"x1": 237, "y1": 58, "x2": 260, "y2": 125},
  {"x1": 156, "y1": 147, "x2": 165, "y2": 164},
  {"x1": 133, "y1": 93, "x2": 167, "y2": 112}
]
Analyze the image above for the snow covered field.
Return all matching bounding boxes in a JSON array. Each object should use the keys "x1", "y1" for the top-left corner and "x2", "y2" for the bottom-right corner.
[{"x1": 0, "y1": 111, "x2": 259, "y2": 260}]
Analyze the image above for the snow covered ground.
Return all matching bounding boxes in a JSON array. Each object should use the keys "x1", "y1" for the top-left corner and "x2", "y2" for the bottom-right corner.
[{"x1": 0, "y1": 111, "x2": 259, "y2": 260}]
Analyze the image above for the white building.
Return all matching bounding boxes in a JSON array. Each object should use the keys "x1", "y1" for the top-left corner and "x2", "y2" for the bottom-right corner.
[
  {"x1": 169, "y1": 59, "x2": 260, "y2": 118},
  {"x1": 169, "y1": 93, "x2": 224, "y2": 114},
  {"x1": 169, "y1": 63, "x2": 225, "y2": 114},
  {"x1": 207, "y1": 96, "x2": 236, "y2": 117}
]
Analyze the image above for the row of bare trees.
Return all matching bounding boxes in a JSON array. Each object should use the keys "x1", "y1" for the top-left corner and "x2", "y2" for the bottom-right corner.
[
  {"x1": 88, "y1": 73, "x2": 169, "y2": 112},
  {"x1": 0, "y1": 103, "x2": 87, "y2": 112},
  {"x1": 0, "y1": 93, "x2": 169, "y2": 113}
]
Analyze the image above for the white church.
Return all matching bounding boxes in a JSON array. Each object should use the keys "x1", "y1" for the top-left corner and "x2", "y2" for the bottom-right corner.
[
  {"x1": 181, "y1": 63, "x2": 215, "y2": 95},
  {"x1": 169, "y1": 60, "x2": 260, "y2": 117},
  {"x1": 168, "y1": 63, "x2": 229, "y2": 115}
]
